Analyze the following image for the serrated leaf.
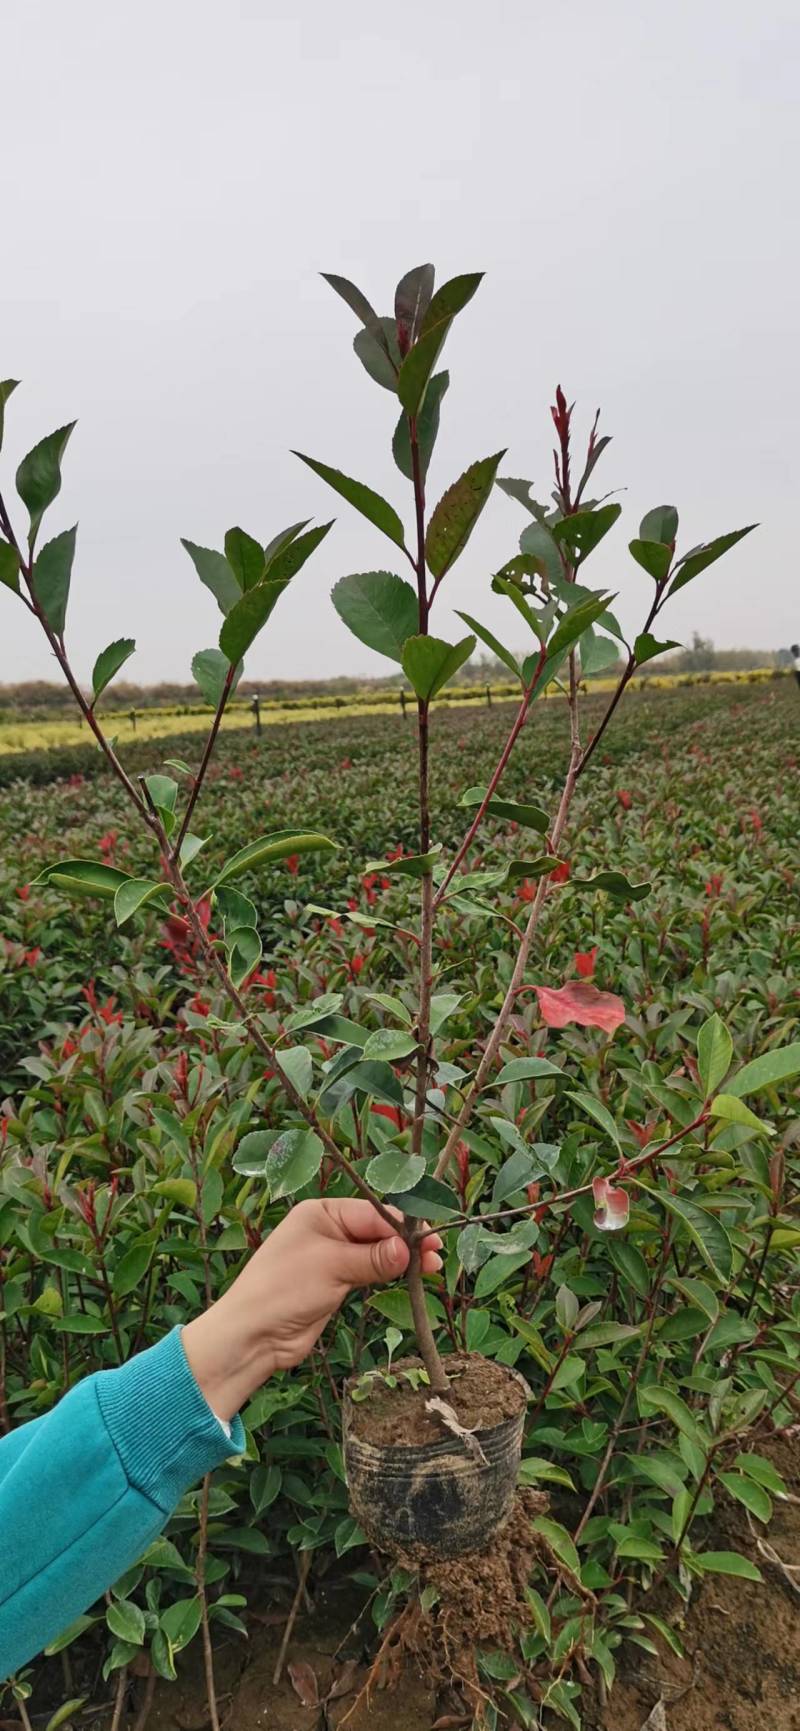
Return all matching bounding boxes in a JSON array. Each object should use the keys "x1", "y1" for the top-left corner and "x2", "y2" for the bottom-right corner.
[
  {"x1": 646, "y1": 1187, "x2": 734, "y2": 1282},
  {"x1": 639, "y1": 1385, "x2": 704, "y2": 1446},
  {"x1": 266, "y1": 1128, "x2": 324, "y2": 1199},
  {"x1": 192, "y1": 647, "x2": 242, "y2": 707},
  {"x1": 332, "y1": 570, "x2": 419, "y2": 662},
  {"x1": 366, "y1": 1150, "x2": 425, "y2": 1194},
  {"x1": 294, "y1": 453, "x2": 406, "y2": 549},
  {"x1": 152, "y1": 1178, "x2": 197, "y2": 1210},
  {"x1": 181, "y1": 539, "x2": 241, "y2": 615},
  {"x1": 92, "y1": 637, "x2": 136, "y2": 703},
  {"x1": 232, "y1": 1130, "x2": 273, "y2": 1176},
  {"x1": 113, "y1": 1241, "x2": 154, "y2": 1297},
  {"x1": 396, "y1": 273, "x2": 482, "y2": 416},
  {"x1": 276, "y1": 1046, "x2": 313, "y2": 1099},
  {"x1": 32, "y1": 525, "x2": 77, "y2": 634},
  {"x1": 364, "y1": 844, "x2": 442, "y2": 878},
  {"x1": 402, "y1": 633, "x2": 475, "y2": 700},
  {"x1": 362, "y1": 1028, "x2": 418, "y2": 1062},
  {"x1": 386, "y1": 1175, "x2": 460, "y2": 1221},
  {"x1": 213, "y1": 829, "x2": 336, "y2": 887},
  {"x1": 16, "y1": 422, "x2": 75, "y2": 545},
  {"x1": 579, "y1": 626, "x2": 620, "y2": 675},
  {"x1": 458, "y1": 785, "x2": 549, "y2": 832},
  {"x1": 353, "y1": 318, "x2": 401, "y2": 391},
  {"x1": 395, "y1": 263, "x2": 435, "y2": 345},
  {"x1": 425, "y1": 452, "x2": 505, "y2": 580},
  {"x1": 494, "y1": 1056, "x2": 564, "y2": 1085},
  {"x1": 551, "y1": 503, "x2": 621, "y2": 561},
  {"x1": 566, "y1": 1088, "x2": 621, "y2": 1152},
  {"x1": 224, "y1": 526, "x2": 265, "y2": 590},
  {"x1": 668, "y1": 525, "x2": 757, "y2": 596}
]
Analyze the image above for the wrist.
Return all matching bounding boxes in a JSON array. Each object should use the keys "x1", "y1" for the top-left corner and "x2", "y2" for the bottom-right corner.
[{"x1": 182, "y1": 1291, "x2": 277, "y2": 1424}]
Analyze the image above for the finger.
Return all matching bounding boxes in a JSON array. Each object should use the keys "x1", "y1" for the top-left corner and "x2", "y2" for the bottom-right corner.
[
  {"x1": 321, "y1": 1198, "x2": 404, "y2": 1244},
  {"x1": 420, "y1": 1247, "x2": 444, "y2": 1274},
  {"x1": 340, "y1": 1233, "x2": 411, "y2": 1288}
]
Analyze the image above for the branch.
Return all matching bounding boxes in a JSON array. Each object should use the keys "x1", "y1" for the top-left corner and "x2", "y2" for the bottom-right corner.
[{"x1": 172, "y1": 662, "x2": 237, "y2": 857}]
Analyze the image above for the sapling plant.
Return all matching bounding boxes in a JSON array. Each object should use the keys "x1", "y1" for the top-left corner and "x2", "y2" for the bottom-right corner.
[{"x1": 4, "y1": 269, "x2": 800, "y2": 1722}]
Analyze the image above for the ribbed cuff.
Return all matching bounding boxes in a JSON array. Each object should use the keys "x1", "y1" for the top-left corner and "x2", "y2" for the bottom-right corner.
[{"x1": 95, "y1": 1326, "x2": 246, "y2": 1512}]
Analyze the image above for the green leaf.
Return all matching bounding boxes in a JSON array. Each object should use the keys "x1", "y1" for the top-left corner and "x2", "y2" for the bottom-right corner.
[
  {"x1": 113, "y1": 878, "x2": 172, "y2": 928},
  {"x1": 151, "y1": 1629, "x2": 177, "y2": 1681},
  {"x1": 106, "y1": 1598, "x2": 146, "y2": 1645},
  {"x1": 224, "y1": 526, "x2": 265, "y2": 590},
  {"x1": 366, "y1": 1150, "x2": 425, "y2": 1194},
  {"x1": 566, "y1": 1088, "x2": 621, "y2": 1152},
  {"x1": 16, "y1": 422, "x2": 76, "y2": 546},
  {"x1": 420, "y1": 271, "x2": 484, "y2": 335},
  {"x1": 250, "y1": 1462, "x2": 282, "y2": 1515},
  {"x1": 719, "y1": 1472, "x2": 772, "y2": 1523},
  {"x1": 725, "y1": 1041, "x2": 800, "y2": 1098},
  {"x1": 634, "y1": 632, "x2": 680, "y2": 667},
  {"x1": 152, "y1": 1178, "x2": 197, "y2": 1210},
  {"x1": 331, "y1": 570, "x2": 419, "y2": 662},
  {"x1": 192, "y1": 647, "x2": 242, "y2": 707},
  {"x1": 91, "y1": 637, "x2": 136, "y2": 703},
  {"x1": 526, "y1": 590, "x2": 616, "y2": 690},
  {"x1": 531, "y1": 1516, "x2": 581, "y2": 1578},
  {"x1": 640, "y1": 505, "x2": 678, "y2": 544},
  {"x1": 491, "y1": 1148, "x2": 538, "y2": 1206},
  {"x1": 232, "y1": 1130, "x2": 273, "y2": 1177},
  {"x1": 385, "y1": 1174, "x2": 460, "y2": 1222},
  {"x1": 458, "y1": 786, "x2": 549, "y2": 832},
  {"x1": 629, "y1": 540, "x2": 673, "y2": 580},
  {"x1": 160, "y1": 1596, "x2": 203, "y2": 1652},
  {"x1": 364, "y1": 844, "x2": 442, "y2": 878},
  {"x1": 57, "y1": 1313, "x2": 109, "y2": 1335},
  {"x1": 113, "y1": 1241, "x2": 155, "y2": 1297},
  {"x1": 551, "y1": 503, "x2": 621, "y2": 561},
  {"x1": 180, "y1": 540, "x2": 241, "y2": 615},
  {"x1": 0, "y1": 378, "x2": 20, "y2": 452},
  {"x1": 454, "y1": 610, "x2": 520, "y2": 678},
  {"x1": 263, "y1": 519, "x2": 311, "y2": 570},
  {"x1": 474, "y1": 1250, "x2": 531, "y2": 1297},
  {"x1": 45, "y1": 1700, "x2": 89, "y2": 1731},
  {"x1": 397, "y1": 273, "x2": 483, "y2": 416},
  {"x1": 276, "y1": 1047, "x2": 313, "y2": 1098},
  {"x1": 32, "y1": 525, "x2": 77, "y2": 634},
  {"x1": 219, "y1": 525, "x2": 332, "y2": 662},
  {"x1": 321, "y1": 271, "x2": 383, "y2": 334},
  {"x1": 401, "y1": 633, "x2": 475, "y2": 701},
  {"x1": 266, "y1": 1128, "x2": 324, "y2": 1198},
  {"x1": 369, "y1": 1287, "x2": 444, "y2": 1328},
  {"x1": 44, "y1": 1615, "x2": 97, "y2": 1656},
  {"x1": 519, "y1": 519, "x2": 563, "y2": 583},
  {"x1": 0, "y1": 540, "x2": 21, "y2": 594},
  {"x1": 668, "y1": 525, "x2": 757, "y2": 597},
  {"x1": 709, "y1": 1094, "x2": 772, "y2": 1135},
  {"x1": 648, "y1": 1188, "x2": 734, "y2": 1282},
  {"x1": 425, "y1": 452, "x2": 506, "y2": 580},
  {"x1": 34, "y1": 858, "x2": 131, "y2": 900},
  {"x1": 494, "y1": 1057, "x2": 564, "y2": 1085},
  {"x1": 579, "y1": 627, "x2": 620, "y2": 676},
  {"x1": 227, "y1": 924, "x2": 262, "y2": 988},
  {"x1": 213, "y1": 829, "x2": 337, "y2": 887},
  {"x1": 353, "y1": 319, "x2": 401, "y2": 391},
  {"x1": 697, "y1": 1013, "x2": 733, "y2": 1098},
  {"x1": 639, "y1": 1385, "x2": 704, "y2": 1446},
  {"x1": 362, "y1": 1028, "x2": 418, "y2": 1062},
  {"x1": 570, "y1": 870, "x2": 651, "y2": 901},
  {"x1": 393, "y1": 370, "x2": 449, "y2": 482},
  {"x1": 524, "y1": 1586, "x2": 552, "y2": 1642},
  {"x1": 294, "y1": 454, "x2": 406, "y2": 549},
  {"x1": 395, "y1": 263, "x2": 435, "y2": 341},
  {"x1": 693, "y1": 1551, "x2": 762, "y2": 1582}
]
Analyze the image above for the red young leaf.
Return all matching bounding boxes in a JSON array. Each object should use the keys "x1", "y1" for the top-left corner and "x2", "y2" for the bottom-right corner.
[
  {"x1": 592, "y1": 1175, "x2": 630, "y2": 1231},
  {"x1": 534, "y1": 980, "x2": 626, "y2": 1034},
  {"x1": 574, "y1": 947, "x2": 598, "y2": 978}
]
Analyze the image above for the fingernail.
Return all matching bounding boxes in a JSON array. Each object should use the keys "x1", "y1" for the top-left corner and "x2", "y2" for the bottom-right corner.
[{"x1": 430, "y1": 1253, "x2": 443, "y2": 1273}]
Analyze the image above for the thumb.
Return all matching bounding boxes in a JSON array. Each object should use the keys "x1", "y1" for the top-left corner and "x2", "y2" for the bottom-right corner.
[{"x1": 344, "y1": 1233, "x2": 410, "y2": 1290}]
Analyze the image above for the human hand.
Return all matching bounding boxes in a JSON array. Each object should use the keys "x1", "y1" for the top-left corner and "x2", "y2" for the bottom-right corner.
[{"x1": 182, "y1": 1199, "x2": 443, "y2": 1422}]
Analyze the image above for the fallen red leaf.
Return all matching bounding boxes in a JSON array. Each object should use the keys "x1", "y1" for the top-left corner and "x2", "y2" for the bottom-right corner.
[{"x1": 534, "y1": 980, "x2": 626, "y2": 1034}]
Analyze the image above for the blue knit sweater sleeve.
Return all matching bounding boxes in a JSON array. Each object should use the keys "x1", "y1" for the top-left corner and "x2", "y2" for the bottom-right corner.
[{"x1": 0, "y1": 1327, "x2": 245, "y2": 1680}]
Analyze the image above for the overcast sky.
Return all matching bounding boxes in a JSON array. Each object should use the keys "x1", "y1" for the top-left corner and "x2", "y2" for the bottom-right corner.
[{"x1": 3, "y1": 0, "x2": 798, "y2": 685}]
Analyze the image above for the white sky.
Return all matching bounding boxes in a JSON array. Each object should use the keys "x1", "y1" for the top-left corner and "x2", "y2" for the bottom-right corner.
[{"x1": 2, "y1": 0, "x2": 798, "y2": 684}]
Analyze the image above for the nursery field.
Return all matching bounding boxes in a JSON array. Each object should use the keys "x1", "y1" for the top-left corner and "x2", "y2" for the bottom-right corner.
[{"x1": 1, "y1": 675, "x2": 799, "y2": 1731}]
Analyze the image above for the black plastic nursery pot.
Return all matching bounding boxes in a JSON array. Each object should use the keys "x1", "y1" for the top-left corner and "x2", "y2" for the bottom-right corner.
[{"x1": 343, "y1": 1357, "x2": 529, "y2": 1560}]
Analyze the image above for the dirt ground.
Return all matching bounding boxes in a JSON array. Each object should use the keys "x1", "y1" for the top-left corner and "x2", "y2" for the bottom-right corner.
[{"x1": 37, "y1": 1435, "x2": 795, "y2": 1731}]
